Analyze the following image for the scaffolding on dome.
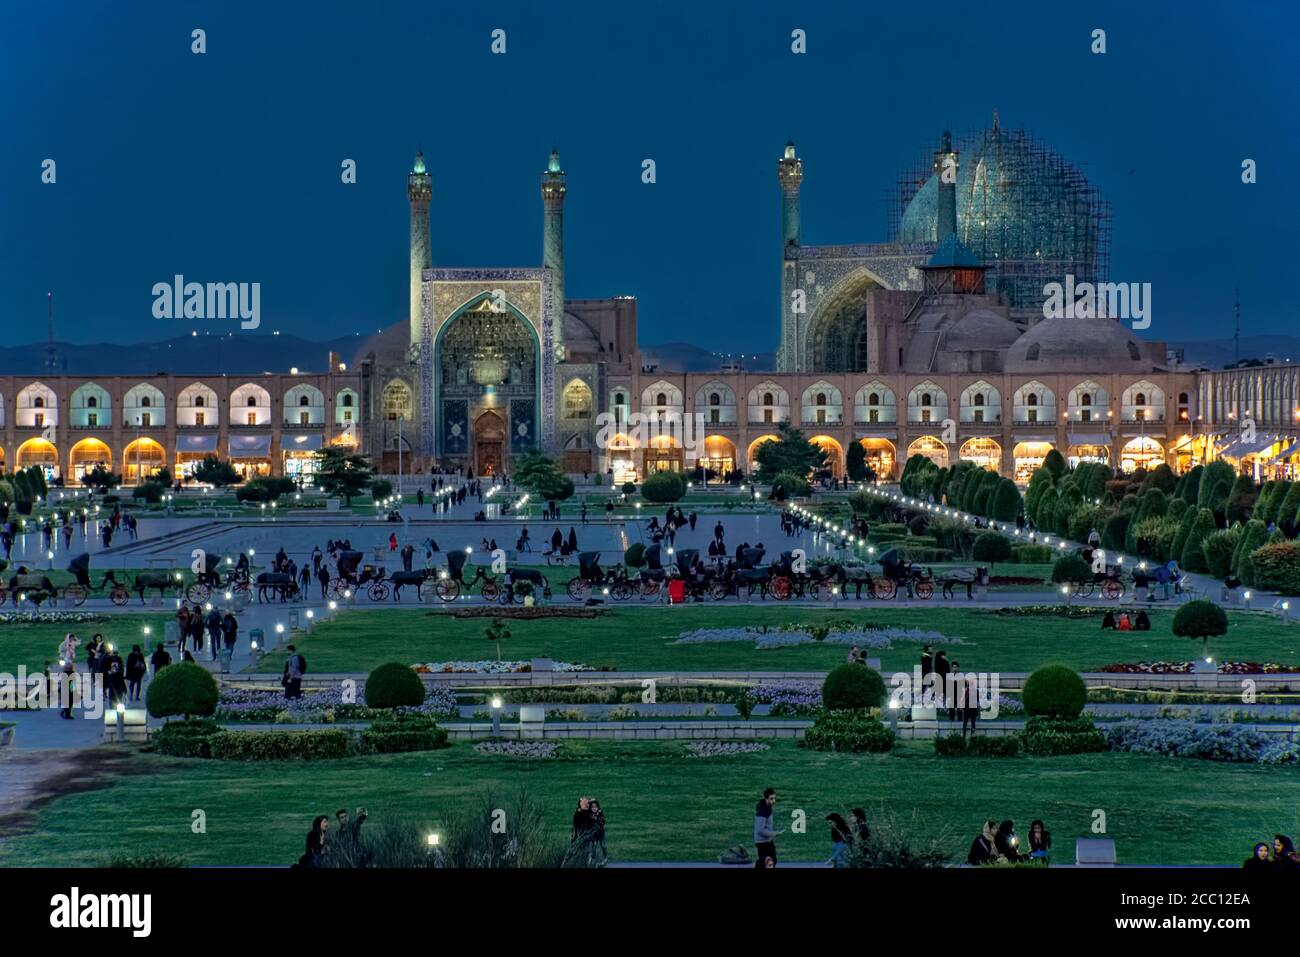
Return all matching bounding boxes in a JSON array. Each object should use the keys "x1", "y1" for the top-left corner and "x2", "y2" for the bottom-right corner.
[{"x1": 885, "y1": 122, "x2": 1112, "y2": 313}]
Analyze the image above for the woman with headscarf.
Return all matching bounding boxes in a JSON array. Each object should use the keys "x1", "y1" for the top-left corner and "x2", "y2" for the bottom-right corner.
[
  {"x1": 994, "y1": 820, "x2": 1020, "y2": 861},
  {"x1": 967, "y1": 820, "x2": 997, "y2": 865},
  {"x1": 1027, "y1": 819, "x2": 1051, "y2": 860},
  {"x1": 1243, "y1": 842, "x2": 1271, "y2": 872},
  {"x1": 825, "y1": 813, "x2": 853, "y2": 867},
  {"x1": 1272, "y1": 834, "x2": 1298, "y2": 869}
]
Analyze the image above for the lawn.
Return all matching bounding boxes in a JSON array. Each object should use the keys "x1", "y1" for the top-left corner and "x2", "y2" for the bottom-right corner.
[
  {"x1": 250, "y1": 605, "x2": 1300, "y2": 675},
  {"x1": 0, "y1": 741, "x2": 1293, "y2": 866},
  {"x1": 0, "y1": 614, "x2": 174, "y2": 673}
]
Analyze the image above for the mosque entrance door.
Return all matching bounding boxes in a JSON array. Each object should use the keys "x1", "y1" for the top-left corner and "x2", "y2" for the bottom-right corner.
[{"x1": 474, "y1": 411, "x2": 506, "y2": 476}]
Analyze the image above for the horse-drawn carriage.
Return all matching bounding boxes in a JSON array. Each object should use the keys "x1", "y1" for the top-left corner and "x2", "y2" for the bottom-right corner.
[
  {"x1": 874, "y1": 548, "x2": 935, "y2": 600},
  {"x1": 567, "y1": 551, "x2": 634, "y2": 602},
  {"x1": 184, "y1": 554, "x2": 253, "y2": 607},
  {"x1": 434, "y1": 550, "x2": 501, "y2": 602},
  {"x1": 61, "y1": 553, "x2": 131, "y2": 606},
  {"x1": 0, "y1": 567, "x2": 59, "y2": 607},
  {"x1": 670, "y1": 548, "x2": 728, "y2": 601},
  {"x1": 767, "y1": 551, "x2": 843, "y2": 601}
]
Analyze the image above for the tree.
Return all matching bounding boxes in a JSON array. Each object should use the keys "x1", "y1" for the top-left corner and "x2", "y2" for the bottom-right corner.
[
  {"x1": 146, "y1": 661, "x2": 219, "y2": 719},
  {"x1": 1225, "y1": 474, "x2": 1257, "y2": 525},
  {"x1": 514, "y1": 451, "x2": 575, "y2": 502},
  {"x1": 1172, "y1": 599, "x2": 1228, "y2": 655},
  {"x1": 1234, "y1": 519, "x2": 1269, "y2": 584},
  {"x1": 972, "y1": 531, "x2": 1012, "y2": 565},
  {"x1": 641, "y1": 471, "x2": 686, "y2": 503},
  {"x1": 81, "y1": 465, "x2": 122, "y2": 492},
  {"x1": 846, "y1": 441, "x2": 871, "y2": 482},
  {"x1": 1041, "y1": 449, "x2": 1067, "y2": 478},
  {"x1": 1178, "y1": 464, "x2": 1204, "y2": 505},
  {"x1": 989, "y1": 478, "x2": 1022, "y2": 522},
  {"x1": 1276, "y1": 482, "x2": 1300, "y2": 528},
  {"x1": 1197, "y1": 461, "x2": 1236, "y2": 513},
  {"x1": 190, "y1": 455, "x2": 240, "y2": 488},
  {"x1": 313, "y1": 447, "x2": 376, "y2": 505},
  {"x1": 752, "y1": 422, "x2": 827, "y2": 486},
  {"x1": 1022, "y1": 665, "x2": 1087, "y2": 719},
  {"x1": 1180, "y1": 508, "x2": 1217, "y2": 572},
  {"x1": 485, "y1": 618, "x2": 511, "y2": 661},
  {"x1": 1143, "y1": 463, "x2": 1177, "y2": 495},
  {"x1": 1051, "y1": 553, "x2": 1091, "y2": 585}
]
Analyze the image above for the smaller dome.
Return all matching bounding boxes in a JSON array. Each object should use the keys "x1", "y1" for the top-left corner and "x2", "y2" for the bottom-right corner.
[
  {"x1": 944, "y1": 309, "x2": 1021, "y2": 352},
  {"x1": 1006, "y1": 317, "x2": 1152, "y2": 373}
]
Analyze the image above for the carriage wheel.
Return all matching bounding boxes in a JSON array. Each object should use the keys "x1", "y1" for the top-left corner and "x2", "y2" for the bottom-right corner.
[
  {"x1": 610, "y1": 580, "x2": 634, "y2": 602},
  {"x1": 1073, "y1": 581, "x2": 1094, "y2": 598},
  {"x1": 873, "y1": 578, "x2": 897, "y2": 601},
  {"x1": 769, "y1": 576, "x2": 792, "y2": 601},
  {"x1": 368, "y1": 581, "x2": 391, "y2": 602},
  {"x1": 640, "y1": 579, "x2": 662, "y2": 600},
  {"x1": 435, "y1": 577, "x2": 460, "y2": 602},
  {"x1": 0, "y1": 586, "x2": 7, "y2": 606},
  {"x1": 914, "y1": 580, "x2": 935, "y2": 600},
  {"x1": 186, "y1": 582, "x2": 211, "y2": 604},
  {"x1": 706, "y1": 581, "x2": 727, "y2": 601},
  {"x1": 64, "y1": 584, "x2": 87, "y2": 607},
  {"x1": 110, "y1": 585, "x2": 130, "y2": 607},
  {"x1": 480, "y1": 580, "x2": 501, "y2": 602},
  {"x1": 567, "y1": 578, "x2": 590, "y2": 602},
  {"x1": 1102, "y1": 579, "x2": 1124, "y2": 601}
]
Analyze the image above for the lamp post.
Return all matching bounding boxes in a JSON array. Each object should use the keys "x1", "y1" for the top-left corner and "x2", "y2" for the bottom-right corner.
[{"x1": 491, "y1": 695, "x2": 502, "y2": 736}]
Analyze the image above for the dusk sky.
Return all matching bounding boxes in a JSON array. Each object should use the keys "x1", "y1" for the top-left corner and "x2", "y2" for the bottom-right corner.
[{"x1": 2, "y1": 0, "x2": 1295, "y2": 350}]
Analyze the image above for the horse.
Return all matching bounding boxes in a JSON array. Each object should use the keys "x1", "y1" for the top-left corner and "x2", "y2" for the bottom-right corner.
[
  {"x1": 389, "y1": 567, "x2": 432, "y2": 601},
  {"x1": 256, "y1": 571, "x2": 297, "y2": 603}
]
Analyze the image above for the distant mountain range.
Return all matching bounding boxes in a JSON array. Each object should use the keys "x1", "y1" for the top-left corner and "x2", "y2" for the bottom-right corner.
[{"x1": 0, "y1": 333, "x2": 1295, "y2": 376}]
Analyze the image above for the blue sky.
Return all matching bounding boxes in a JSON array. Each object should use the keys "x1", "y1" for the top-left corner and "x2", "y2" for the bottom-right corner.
[{"x1": 1, "y1": 0, "x2": 1295, "y2": 349}]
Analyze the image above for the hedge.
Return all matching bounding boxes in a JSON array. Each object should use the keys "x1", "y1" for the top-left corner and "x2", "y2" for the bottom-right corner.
[
  {"x1": 1248, "y1": 541, "x2": 1300, "y2": 595},
  {"x1": 1021, "y1": 665, "x2": 1086, "y2": 719},
  {"x1": 934, "y1": 732, "x2": 1021, "y2": 757},
  {"x1": 801, "y1": 710, "x2": 894, "y2": 753},
  {"x1": 152, "y1": 719, "x2": 223, "y2": 758},
  {"x1": 359, "y1": 713, "x2": 450, "y2": 754},
  {"x1": 146, "y1": 662, "x2": 219, "y2": 719},
  {"x1": 1020, "y1": 716, "x2": 1106, "y2": 756},
  {"x1": 207, "y1": 729, "x2": 353, "y2": 761}
]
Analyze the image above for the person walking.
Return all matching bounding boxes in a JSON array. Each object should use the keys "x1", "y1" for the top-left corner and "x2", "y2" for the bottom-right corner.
[
  {"x1": 933, "y1": 650, "x2": 950, "y2": 713},
  {"x1": 388, "y1": 532, "x2": 398, "y2": 552},
  {"x1": 401, "y1": 543, "x2": 415, "y2": 573},
  {"x1": 206, "y1": 606, "x2": 223, "y2": 661},
  {"x1": 754, "y1": 787, "x2": 780, "y2": 867},
  {"x1": 102, "y1": 648, "x2": 127, "y2": 709},
  {"x1": 150, "y1": 642, "x2": 171, "y2": 675},
  {"x1": 221, "y1": 611, "x2": 239, "y2": 660},
  {"x1": 176, "y1": 602, "x2": 192, "y2": 654},
  {"x1": 311, "y1": 546, "x2": 322, "y2": 576},
  {"x1": 125, "y1": 645, "x2": 147, "y2": 703},
  {"x1": 826, "y1": 812, "x2": 853, "y2": 868},
  {"x1": 57, "y1": 633, "x2": 79, "y2": 720},
  {"x1": 282, "y1": 645, "x2": 306, "y2": 700},
  {"x1": 317, "y1": 563, "x2": 331, "y2": 600}
]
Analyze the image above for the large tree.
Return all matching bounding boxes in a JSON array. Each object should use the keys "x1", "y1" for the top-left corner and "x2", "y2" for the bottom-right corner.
[
  {"x1": 191, "y1": 455, "x2": 240, "y2": 488},
  {"x1": 313, "y1": 447, "x2": 375, "y2": 505},
  {"x1": 513, "y1": 451, "x2": 574, "y2": 502},
  {"x1": 752, "y1": 422, "x2": 828, "y2": 486}
]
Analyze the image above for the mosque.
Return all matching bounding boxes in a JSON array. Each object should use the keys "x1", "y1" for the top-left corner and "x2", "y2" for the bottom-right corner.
[
  {"x1": 351, "y1": 120, "x2": 1200, "y2": 483},
  {"x1": 7, "y1": 122, "x2": 1293, "y2": 488}
]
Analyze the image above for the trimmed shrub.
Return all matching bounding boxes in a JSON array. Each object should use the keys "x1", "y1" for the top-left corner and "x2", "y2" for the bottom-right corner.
[
  {"x1": 801, "y1": 710, "x2": 894, "y2": 753},
  {"x1": 972, "y1": 532, "x2": 1012, "y2": 564},
  {"x1": 990, "y1": 477, "x2": 1022, "y2": 522},
  {"x1": 969, "y1": 735, "x2": 1022, "y2": 757},
  {"x1": 623, "y1": 543, "x2": 646, "y2": 568},
  {"x1": 1042, "y1": 449, "x2": 1067, "y2": 477},
  {"x1": 822, "y1": 664, "x2": 886, "y2": 711},
  {"x1": 1197, "y1": 461, "x2": 1236, "y2": 512},
  {"x1": 1166, "y1": 497, "x2": 1189, "y2": 522},
  {"x1": 1248, "y1": 541, "x2": 1300, "y2": 596},
  {"x1": 132, "y1": 481, "x2": 165, "y2": 503},
  {"x1": 1201, "y1": 528, "x2": 1241, "y2": 580},
  {"x1": 1262, "y1": 481, "x2": 1293, "y2": 524},
  {"x1": 1226, "y1": 475, "x2": 1258, "y2": 525},
  {"x1": 207, "y1": 729, "x2": 352, "y2": 761},
  {"x1": 1050, "y1": 553, "x2": 1091, "y2": 586},
  {"x1": 236, "y1": 476, "x2": 298, "y2": 503},
  {"x1": 1145, "y1": 463, "x2": 1177, "y2": 495},
  {"x1": 1172, "y1": 599, "x2": 1229, "y2": 645},
  {"x1": 1276, "y1": 483, "x2": 1300, "y2": 527},
  {"x1": 1100, "y1": 512, "x2": 1129, "y2": 552},
  {"x1": 1130, "y1": 516, "x2": 1181, "y2": 563},
  {"x1": 1020, "y1": 716, "x2": 1106, "y2": 755},
  {"x1": 934, "y1": 731, "x2": 969, "y2": 756},
  {"x1": 364, "y1": 663, "x2": 426, "y2": 709},
  {"x1": 1170, "y1": 508, "x2": 1197, "y2": 563},
  {"x1": 1234, "y1": 519, "x2": 1270, "y2": 584},
  {"x1": 1179, "y1": 507, "x2": 1217, "y2": 572},
  {"x1": 146, "y1": 661, "x2": 219, "y2": 719},
  {"x1": 640, "y1": 470, "x2": 687, "y2": 503},
  {"x1": 1179, "y1": 464, "x2": 1204, "y2": 504},
  {"x1": 360, "y1": 712, "x2": 449, "y2": 753},
  {"x1": 1013, "y1": 544, "x2": 1052, "y2": 564},
  {"x1": 1021, "y1": 664, "x2": 1086, "y2": 719},
  {"x1": 152, "y1": 719, "x2": 222, "y2": 757}
]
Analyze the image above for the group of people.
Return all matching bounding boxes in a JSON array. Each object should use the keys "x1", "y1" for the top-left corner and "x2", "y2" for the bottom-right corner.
[
  {"x1": 967, "y1": 819, "x2": 1051, "y2": 865},
  {"x1": 1243, "y1": 835, "x2": 1300, "y2": 871},
  {"x1": 543, "y1": 527, "x2": 581, "y2": 562},
  {"x1": 297, "y1": 807, "x2": 369, "y2": 868},
  {"x1": 175, "y1": 601, "x2": 239, "y2": 661},
  {"x1": 1100, "y1": 609, "x2": 1151, "y2": 631},
  {"x1": 571, "y1": 796, "x2": 607, "y2": 857},
  {"x1": 52, "y1": 631, "x2": 163, "y2": 717},
  {"x1": 752, "y1": 787, "x2": 871, "y2": 868},
  {"x1": 916, "y1": 645, "x2": 982, "y2": 733}
]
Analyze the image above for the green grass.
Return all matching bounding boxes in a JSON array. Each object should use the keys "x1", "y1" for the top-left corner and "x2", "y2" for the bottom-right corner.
[
  {"x1": 0, "y1": 614, "x2": 173, "y2": 673},
  {"x1": 0, "y1": 740, "x2": 1293, "y2": 865},
  {"x1": 250, "y1": 605, "x2": 1300, "y2": 675}
]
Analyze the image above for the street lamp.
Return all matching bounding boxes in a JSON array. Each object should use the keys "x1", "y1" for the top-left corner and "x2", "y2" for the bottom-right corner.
[{"x1": 491, "y1": 696, "x2": 502, "y2": 736}]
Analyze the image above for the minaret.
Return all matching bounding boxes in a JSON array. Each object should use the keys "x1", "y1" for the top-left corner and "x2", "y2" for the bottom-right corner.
[
  {"x1": 934, "y1": 131, "x2": 959, "y2": 243},
  {"x1": 777, "y1": 141, "x2": 804, "y2": 371},
  {"x1": 541, "y1": 148, "x2": 566, "y2": 318},
  {"x1": 408, "y1": 150, "x2": 432, "y2": 347},
  {"x1": 44, "y1": 291, "x2": 59, "y2": 373}
]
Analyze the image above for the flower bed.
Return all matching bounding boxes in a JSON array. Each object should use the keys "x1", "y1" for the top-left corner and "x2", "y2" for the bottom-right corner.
[
  {"x1": 214, "y1": 685, "x2": 459, "y2": 722},
  {"x1": 1102, "y1": 719, "x2": 1300, "y2": 765},
  {"x1": 412, "y1": 659, "x2": 594, "y2": 674},
  {"x1": 474, "y1": 741, "x2": 557, "y2": 759},
  {"x1": 685, "y1": 741, "x2": 770, "y2": 758},
  {"x1": 987, "y1": 576, "x2": 1046, "y2": 586},
  {"x1": 991, "y1": 605, "x2": 1106, "y2": 618},
  {"x1": 0, "y1": 611, "x2": 109, "y2": 625},
  {"x1": 673, "y1": 626, "x2": 960, "y2": 651},
  {"x1": 1099, "y1": 661, "x2": 1300, "y2": 675},
  {"x1": 751, "y1": 681, "x2": 821, "y2": 716}
]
